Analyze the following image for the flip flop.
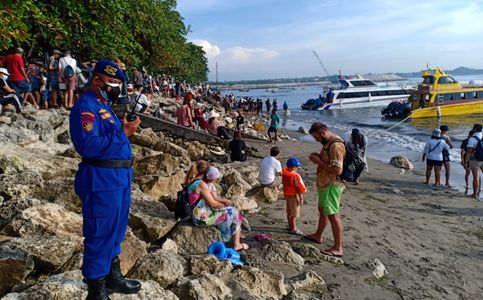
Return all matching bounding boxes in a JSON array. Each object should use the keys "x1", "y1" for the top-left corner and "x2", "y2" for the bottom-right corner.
[
  {"x1": 304, "y1": 235, "x2": 322, "y2": 244},
  {"x1": 321, "y1": 249, "x2": 343, "y2": 258},
  {"x1": 289, "y1": 229, "x2": 304, "y2": 236},
  {"x1": 234, "y1": 243, "x2": 250, "y2": 251}
]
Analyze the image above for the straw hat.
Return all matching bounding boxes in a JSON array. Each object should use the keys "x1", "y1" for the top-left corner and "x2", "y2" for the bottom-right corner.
[
  {"x1": 206, "y1": 110, "x2": 220, "y2": 119},
  {"x1": 210, "y1": 146, "x2": 226, "y2": 156}
]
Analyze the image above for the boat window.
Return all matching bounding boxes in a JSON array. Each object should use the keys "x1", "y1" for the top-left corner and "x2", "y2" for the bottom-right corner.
[
  {"x1": 423, "y1": 76, "x2": 435, "y2": 84},
  {"x1": 351, "y1": 80, "x2": 376, "y2": 87},
  {"x1": 471, "y1": 92, "x2": 478, "y2": 99},
  {"x1": 460, "y1": 93, "x2": 466, "y2": 100},
  {"x1": 438, "y1": 76, "x2": 456, "y2": 84},
  {"x1": 339, "y1": 81, "x2": 349, "y2": 89},
  {"x1": 443, "y1": 93, "x2": 454, "y2": 101},
  {"x1": 338, "y1": 92, "x2": 369, "y2": 98},
  {"x1": 478, "y1": 91, "x2": 483, "y2": 98},
  {"x1": 386, "y1": 89, "x2": 407, "y2": 95}
]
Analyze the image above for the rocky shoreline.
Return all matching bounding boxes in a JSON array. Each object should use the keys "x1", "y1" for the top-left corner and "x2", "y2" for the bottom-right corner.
[{"x1": 0, "y1": 97, "x2": 481, "y2": 300}]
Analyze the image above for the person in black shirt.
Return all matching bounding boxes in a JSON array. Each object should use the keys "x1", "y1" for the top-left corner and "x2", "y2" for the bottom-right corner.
[
  {"x1": 236, "y1": 111, "x2": 245, "y2": 132},
  {"x1": 229, "y1": 131, "x2": 247, "y2": 162}
]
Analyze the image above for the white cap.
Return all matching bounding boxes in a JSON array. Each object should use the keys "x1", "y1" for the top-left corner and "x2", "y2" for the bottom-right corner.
[{"x1": 0, "y1": 68, "x2": 10, "y2": 75}]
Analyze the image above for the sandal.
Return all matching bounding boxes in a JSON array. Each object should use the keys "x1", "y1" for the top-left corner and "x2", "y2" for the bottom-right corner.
[
  {"x1": 234, "y1": 243, "x2": 250, "y2": 251},
  {"x1": 321, "y1": 249, "x2": 343, "y2": 258},
  {"x1": 304, "y1": 235, "x2": 322, "y2": 244},
  {"x1": 289, "y1": 229, "x2": 304, "y2": 235}
]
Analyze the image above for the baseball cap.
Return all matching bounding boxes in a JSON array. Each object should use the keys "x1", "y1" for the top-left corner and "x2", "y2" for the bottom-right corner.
[
  {"x1": 0, "y1": 68, "x2": 10, "y2": 75},
  {"x1": 93, "y1": 59, "x2": 126, "y2": 82},
  {"x1": 440, "y1": 125, "x2": 449, "y2": 132},
  {"x1": 287, "y1": 157, "x2": 303, "y2": 167},
  {"x1": 432, "y1": 128, "x2": 441, "y2": 137},
  {"x1": 206, "y1": 167, "x2": 221, "y2": 180}
]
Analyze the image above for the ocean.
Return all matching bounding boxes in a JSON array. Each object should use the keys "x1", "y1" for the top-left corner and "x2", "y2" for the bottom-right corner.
[{"x1": 222, "y1": 74, "x2": 483, "y2": 193}]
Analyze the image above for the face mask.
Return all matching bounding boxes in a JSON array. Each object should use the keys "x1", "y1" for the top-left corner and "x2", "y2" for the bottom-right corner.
[
  {"x1": 98, "y1": 81, "x2": 121, "y2": 102},
  {"x1": 3, "y1": 75, "x2": 8, "y2": 81}
]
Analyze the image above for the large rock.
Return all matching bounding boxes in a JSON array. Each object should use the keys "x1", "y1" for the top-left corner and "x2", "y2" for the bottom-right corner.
[
  {"x1": 129, "y1": 197, "x2": 177, "y2": 242},
  {"x1": 130, "y1": 127, "x2": 162, "y2": 148},
  {"x1": 168, "y1": 221, "x2": 222, "y2": 255},
  {"x1": 29, "y1": 108, "x2": 68, "y2": 129},
  {"x1": 0, "y1": 123, "x2": 39, "y2": 146},
  {"x1": 261, "y1": 240, "x2": 305, "y2": 265},
  {"x1": 137, "y1": 170, "x2": 185, "y2": 199},
  {"x1": 247, "y1": 186, "x2": 279, "y2": 204},
  {"x1": 119, "y1": 228, "x2": 148, "y2": 275},
  {"x1": 153, "y1": 140, "x2": 188, "y2": 157},
  {"x1": 12, "y1": 117, "x2": 54, "y2": 142},
  {"x1": 56, "y1": 130, "x2": 71, "y2": 144},
  {"x1": 186, "y1": 141, "x2": 206, "y2": 160},
  {"x1": 35, "y1": 178, "x2": 80, "y2": 213},
  {"x1": 5, "y1": 235, "x2": 78, "y2": 273},
  {"x1": 1, "y1": 203, "x2": 83, "y2": 249},
  {"x1": 0, "y1": 155, "x2": 24, "y2": 175},
  {"x1": 170, "y1": 273, "x2": 232, "y2": 300},
  {"x1": 390, "y1": 155, "x2": 414, "y2": 170},
  {"x1": 127, "y1": 250, "x2": 187, "y2": 288},
  {"x1": 133, "y1": 153, "x2": 180, "y2": 177},
  {"x1": 227, "y1": 267, "x2": 287, "y2": 299},
  {"x1": 2, "y1": 270, "x2": 178, "y2": 300},
  {"x1": 0, "y1": 171, "x2": 43, "y2": 200},
  {"x1": 189, "y1": 255, "x2": 233, "y2": 275},
  {"x1": 0, "y1": 241, "x2": 35, "y2": 296},
  {"x1": 298, "y1": 127, "x2": 309, "y2": 134},
  {"x1": 0, "y1": 198, "x2": 42, "y2": 230},
  {"x1": 288, "y1": 271, "x2": 326, "y2": 293}
]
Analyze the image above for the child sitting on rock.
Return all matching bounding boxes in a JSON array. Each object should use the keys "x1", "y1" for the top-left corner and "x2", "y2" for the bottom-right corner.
[
  {"x1": 282, "y1": 157, "x2": 307, "y2": 235},
  {"x1": 205, "y1": 167, "x2": 232, "y2": 207}
]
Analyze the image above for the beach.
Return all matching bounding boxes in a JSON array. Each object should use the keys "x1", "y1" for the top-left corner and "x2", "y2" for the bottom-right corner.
[{"x1": 242, "y1": 135, "x2": 483, "y2": 299}]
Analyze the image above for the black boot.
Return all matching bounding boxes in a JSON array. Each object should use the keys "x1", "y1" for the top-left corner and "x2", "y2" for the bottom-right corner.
[
  {"x1": 84, "y1": 277, "x2": 111, "y2": 300},
  {"x1": 105, "y1": 256, "x2": 141, "y2": 294}
]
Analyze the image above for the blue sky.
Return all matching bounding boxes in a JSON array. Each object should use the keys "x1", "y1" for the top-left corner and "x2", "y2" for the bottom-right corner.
[{"x1": 177, "y1": 0, "x2": 483, "y2": 81}]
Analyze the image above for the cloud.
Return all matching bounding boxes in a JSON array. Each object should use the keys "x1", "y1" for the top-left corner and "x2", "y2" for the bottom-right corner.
[
  {"x1": 192, "y1": 39, "x2": 221, "y2": 58},
  {"x1": 225, "y1": 47, "x2": 279, "y2": 63}
]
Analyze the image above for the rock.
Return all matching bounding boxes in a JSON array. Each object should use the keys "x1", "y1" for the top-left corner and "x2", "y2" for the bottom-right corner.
[
  {"x1": 12, "y1": 117, "x2": 54, "y2": 142},
  {"x1": 35, "y1": 178, "x2": 80, "y2": 213},
  {"x1": 0, "y1": 123, "x2": 39, "y2": 146},
  {"x1": 56, "y1": 130, "x2": 71, "y2": 144},
  {"x1": 288, "y1": 271, "x2": 326, "y2": 293},
  {"x1": 1, "y1": 203, "x2": 83, "y2": 249},
  {"x1": 168, "y1": 221, "x2": 222, "y2": 255},
  {"x1": 186, "y1": 141, "x2": 206, "y2": 160},
  {"x1": 170, "y1": 273, "x2": 232, "y2": 300},
  {"x1": 0, "y1": 155, "x2": 24, "y2": 175},
  {"x1": 261, "y1": 240, "x2": 305, "y2": 265},
  {"x1": 227, "y1": 267, "x2": 287, "y2": 299},
  {"x1": 127, "y1": 250, "x2": 187, "y2": 288},
  {"x1": 283, "y1": 290, "x2": 313, "y2": 300},
  {"x1": 129, "y1": 197, "x2": 177, "y2": 242},
  {"x1": 130, "y1": 127, "x2": 162, "y2": 148},
  {"x1": 298, "y1": 127, "x2": 309, "y2": 134},
  {"x1": 161, "y1": 238, "x2": 178, "y2": 254},
  {"x1": 2, "y1": 270, "x2": 178, "y2": 300},
  {"x1": 294, "y1": 244, "x2": 321, "y2": 260},
  {"x1": 153, "y1": 140, "x2": 188, "y2": 157},
  {"x1": 0, "y1": 116, "x2": 12, "y2": 125},
  {"x1": 0, "y1": 242, "x2": 34, "y2": 296},
  {"x1": 372, "y1": 258, "x2": 388, "y2": 279},
  {"x1": 0, "y1": 198, "x2": 42, "y2": 230},
  {"x1": 58, "y1": 148, "x2": 79, "y2": 159},
  {"x1": 189, "y1": 255, "x2": 233, "y2": 275},
  {"x1": 0, "y1": 171, "x2": 43, "y2": 200},
  {"x1": 30, "y1": 109, "x2": 67, "y2": 129},
  {"x1": 230, "y1": 195, "x2": 258, "y2": 212},
  {"x1": 319, "y1": 253, "x2": 345, "y2": 265},
  {"x1": 247, "y1": 186, "x2": 279, "y2": 204},
  {"x1": 4, "y1": 235, "x2": 77, "y2": 273},
  {"x1": 390, "y1": 155, "x2": 414, "y2": 170},
  {"x1": 133, "y1": 153, "x2": 180, "y2": 177},
  {"x1": 137, "y1": 170, "x2": 185, "y2": 199},
  {"x1": 119, "y1": 228, "x2": 148, "y2": 275},
  {"x1": 58, "y1": 252, "x2": 83, "y2": 273}
]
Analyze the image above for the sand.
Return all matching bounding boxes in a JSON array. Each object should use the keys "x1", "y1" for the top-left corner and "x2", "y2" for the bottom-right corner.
[{"x1": 241, "y1": 134, "x2": 483, "y2": 299}]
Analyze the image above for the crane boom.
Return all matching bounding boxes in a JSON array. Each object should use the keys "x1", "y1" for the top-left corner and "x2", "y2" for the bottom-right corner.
[{"x1": 312, "y1": 50, "x2": 331, "y2": 79}]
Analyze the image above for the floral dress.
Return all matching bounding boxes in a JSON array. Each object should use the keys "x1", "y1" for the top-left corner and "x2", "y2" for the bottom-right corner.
[{"x1": 189, "y1": 180, "x2": 244, "y2": 242}]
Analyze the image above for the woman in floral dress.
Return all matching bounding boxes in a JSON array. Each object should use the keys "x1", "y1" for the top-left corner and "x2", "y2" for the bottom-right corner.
[{"x1": 184, "y1": 160, "x2": 249, "y2": 250}]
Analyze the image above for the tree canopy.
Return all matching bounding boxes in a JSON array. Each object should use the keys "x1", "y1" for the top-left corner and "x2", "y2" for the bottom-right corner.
[{"x1": 0, "y1": 0, "x2": 208, "y2": 83}]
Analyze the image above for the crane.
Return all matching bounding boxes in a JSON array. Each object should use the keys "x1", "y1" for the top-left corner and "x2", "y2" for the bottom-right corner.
[{"x1": 312, "y1": 50, "x2": 331, "y2": 79}]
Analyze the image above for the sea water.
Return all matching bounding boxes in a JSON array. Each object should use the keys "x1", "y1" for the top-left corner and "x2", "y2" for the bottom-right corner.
[{"x1": 222, "y1": 75, "x2": 483, "y2": 193}]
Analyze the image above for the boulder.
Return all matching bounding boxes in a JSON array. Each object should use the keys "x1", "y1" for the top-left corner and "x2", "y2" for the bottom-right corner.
[
  {"x1": 130, "y1": 127, "x2": 162, "y2": 148},
  {"x1": 153, "y1": 141, "x2": 188, "y2": 157},
  {"x1": 288, "y1": 271, "x2": 326, "y2": 293},
  {"x1": 389, "y1": 155, "x2": 413, "y2": 170},
  {"x1": 186, "y1": 141, "x2": 206, "y2": 160},
  {"x1": 127, "y1": 250, "x2": 187, "y2": 288},
  {"x1": 29, "y1": 108, "x2": 67, "y2": 129},
  {"x1": 4, "y1": 235, "x2": 78, "y2": 273},
  {"x1": 119, "y1": 228, "x2": 148, "y2": 275},
  {"x1": 170, "y1": 273, "x2": 232, "y2": 300},
  {"x1": 227, "y1": 267, "x2": 287, "y2": 299},
  {"x1": 35, "y1": 178, "x2": 80, "y2": 213},
  {"x1": 0, "y1": 155, "x2": 24, "y2": 175},
  {"x1": 56, "y1": 130, "x2": 71, "y2": 144},
  {"x1": 230, "y1": 195, "x2": 258, "y2": 212},
  {"x1": 261, "y1": 240, "x2": 305, "y2": 265},
  {"x1": 298, "y1": 127, "x2": 309, "y2": 134},
  {"x1": 1, "y1": 203, "x2": 83, "y2": 249},
  {"x1": 0, "y1": 242, "x2": 34, "y2": 296},
  {"x1": 0, "y1": 123, "x2": 39, "y2": 146},
  {"x1": 0, "y1": 198, "x2": 42, "y2": 230},
  {"x1": 129, "y1": 198, "x2": 177, "y2": 242},
  {"x1": 283, "y1": 290, "x2": 313, "y2": 300},
  {"x1": 168, "y1": 221, "x2": 222, "y2": 255},
  {"x1": 0, "y1": 170, "x2": 43, "y2": 200},
  {"x1": 133, "y1": 153, "x2": 180, "y2": 177},
  {"x1": 12, "y1": 117, "x2": 54, "y2": 142},
  {"x1": 294, "y1": 244, "x2": 344, "y2": 265},
  {"x1": 247, "y1": 186, "x2": 279, "y2": 204},
  {"x1": 137, "y1": 170, "x2": 185, "y2": 199},
  {"x1": 161, "y1": 238, "x2": 178, "y2": 254},
  {"x1": 372, "y1": 258, "x2": 388, "y2": 279},
  {"x1": 189, "y1": 255, "x2": 233, "y2": 275}
]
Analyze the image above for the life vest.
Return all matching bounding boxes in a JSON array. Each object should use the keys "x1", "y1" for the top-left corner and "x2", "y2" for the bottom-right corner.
[{"x1": 282, "y1": 167, "x2": 307, "y2": 196}]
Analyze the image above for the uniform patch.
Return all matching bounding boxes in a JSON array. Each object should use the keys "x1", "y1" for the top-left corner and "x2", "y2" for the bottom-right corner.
[
  {"x1": 104, "y1": 65, "x2": 117, "y2": 76},
  {"x1": 101, "y1": 113, "x2": 112, "y2": 120},
  {"x1": 99, "y1": 109, "x2": 107, "y2": 113},
  {"x1": 81, "y1": 112, "x2": 95, "y2": 117},
  {"x1": 82, "y1": 121, "x2": 93, "y2": 133}
]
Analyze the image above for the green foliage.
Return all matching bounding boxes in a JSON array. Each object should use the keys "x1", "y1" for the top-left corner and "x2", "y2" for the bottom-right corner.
[{"x1": 0, "y1": 0, "x2": 208, "y2": 82}]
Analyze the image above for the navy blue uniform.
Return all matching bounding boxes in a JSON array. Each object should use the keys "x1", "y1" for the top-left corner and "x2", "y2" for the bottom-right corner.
[{"x1": 70, "y1": 89, "x2": 132, "y2": 280}]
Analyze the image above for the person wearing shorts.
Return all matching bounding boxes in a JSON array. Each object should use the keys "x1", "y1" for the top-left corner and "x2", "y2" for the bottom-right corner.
[
  {"x1": 464, "y1": 124, "x2": 483, "y2": 199},
  {"x1": 422, "y1": 129, "x2": 450, "y2": 186},
  {"x1": 306, "y1": 122, "x2": 346, "y2": 257},
  {"x1": 267, "y1": 108, "x2": 279, "y2": 143},
  {"x1": 282, "y1": 157, "x2": 307, "y2": 235},
  {"x1": 258, "y1": 146, "x2": 282, "y2": 192}
]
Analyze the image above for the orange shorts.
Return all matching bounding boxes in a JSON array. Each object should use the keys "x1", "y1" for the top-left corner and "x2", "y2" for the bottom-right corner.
[{"x1": 285, "y1": 195, "x2": 301, "y2": 218}]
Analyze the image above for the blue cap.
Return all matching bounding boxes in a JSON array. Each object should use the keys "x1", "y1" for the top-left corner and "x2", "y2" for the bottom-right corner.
[
  {"x1": 287, "y1": 157, "x2": 303, "y2": 167},
  {"x1": 93, "y1": 59, "x2": 126, "y2": 82}
]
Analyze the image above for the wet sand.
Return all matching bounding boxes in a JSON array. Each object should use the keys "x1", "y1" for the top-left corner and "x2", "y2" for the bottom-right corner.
[{"x1": 241, "y1": 134, "x2": 483, "y2": 299}]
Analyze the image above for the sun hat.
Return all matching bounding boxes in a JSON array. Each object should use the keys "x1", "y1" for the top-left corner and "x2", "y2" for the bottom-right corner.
[
  {"x1": 210, "y1": 146, "x2": 226, "y2": 156},
  {"x1": 0, "y1": 68, "x2": 10, "y2": 75},
  {"x1": 287, "y1": 157, "x2": 303, "y2": 167},
  {"x1": 53, "y1": 49, "x2": 62, "y2": 55},
  {"x1": 206, "y1": 167, "x2": 221, "y2": 180},
  {"x1": 432, "y1": 128, "x2": 441, "y2": 137},
  {"x1": 440, "y1": 125, "x2": 449, "y2": 132},
  {"x1": 206, "y1": 110, "x2": 220, "y2": 119}
]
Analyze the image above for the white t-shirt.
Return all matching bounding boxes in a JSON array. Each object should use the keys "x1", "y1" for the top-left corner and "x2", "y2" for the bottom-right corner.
[
  {"x1": 258, "y1": 156, "x2": 282, "y2": 185},
  {"x1": 424, "y1": 138, "x2": 450, "y2": 161},
  {"x1": 467, "y1": 132, "x2": 482, "y2": 148},
  {"x1": 59, "y1": 56, "x2": 77, "y2": 74},
  {"x1": 131, "y1": 91, "x2": 150, "y2": 112}
]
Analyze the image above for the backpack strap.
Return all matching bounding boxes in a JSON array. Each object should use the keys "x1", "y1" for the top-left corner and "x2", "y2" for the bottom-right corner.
[{"x1": 427, "y1": 141, "x2": 442, "y2": 154}]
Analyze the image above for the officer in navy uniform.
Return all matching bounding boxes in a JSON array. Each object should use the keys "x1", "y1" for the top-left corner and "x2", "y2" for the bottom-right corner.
[{"x1": 70, "y1": 59, "x2": 141, "y2": 300}]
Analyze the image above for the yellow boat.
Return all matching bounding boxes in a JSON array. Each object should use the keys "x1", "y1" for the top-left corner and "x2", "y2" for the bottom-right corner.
[{"x1": 409, "y1": 68, "x2": 483, "y2": 118}]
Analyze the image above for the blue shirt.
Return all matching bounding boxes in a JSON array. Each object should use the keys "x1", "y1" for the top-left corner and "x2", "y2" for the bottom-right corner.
[
  {"x1": 424, "y1": 138, "x2": 450, "y2": 161},
  {"x1": 70, "y1": 90, "x2": 132, "y2": 192}
]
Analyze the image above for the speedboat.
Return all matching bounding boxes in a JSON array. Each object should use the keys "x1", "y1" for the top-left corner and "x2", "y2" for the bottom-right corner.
[
  {"x1": 318, "y1": 76, "x2": 411, "y2": 110},
  {"x1": 301, "y1": 98, "x2": 325, "y2": 110},
  {"x1": 408, "y1": 68, "x2": 483, "y2": 118}
]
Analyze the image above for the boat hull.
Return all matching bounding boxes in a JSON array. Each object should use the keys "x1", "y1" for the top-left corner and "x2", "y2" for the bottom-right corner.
[
  {"x1": 318, "y1": 96, "x2": 408, "y2": 110},
  {"x1": 410, "y1": 100, "x2": 483, "y2": 118}
]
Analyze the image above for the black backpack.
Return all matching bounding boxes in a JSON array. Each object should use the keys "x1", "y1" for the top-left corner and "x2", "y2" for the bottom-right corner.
[
  {"x1": 63, "y1": 65, "x2": 75, "y2": 78},
  {"x1": 473, "y1": 137, "x2": 483, "y2": 161},
  {"x1": 174, "y1": 179, "x2": 201, "y2": 219},
  {"x1": 326, "y1": 139, "x2": 366, "y2": 183}
]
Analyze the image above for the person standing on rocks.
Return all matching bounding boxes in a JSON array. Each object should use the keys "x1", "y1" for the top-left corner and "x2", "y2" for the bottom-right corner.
[
  {"x1": 69, "y1": 59, "x2": 142, "y2": 300},
  {"x1": 306, "y1": 122, "x2": 346, "y2": 258}
]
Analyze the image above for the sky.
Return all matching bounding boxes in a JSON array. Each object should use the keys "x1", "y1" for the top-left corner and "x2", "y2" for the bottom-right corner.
[{"x1": 177, "y1": 0, "x2": 483, "y2": 81}]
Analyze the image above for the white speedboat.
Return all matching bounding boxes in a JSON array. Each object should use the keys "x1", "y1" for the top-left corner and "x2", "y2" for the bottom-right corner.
[{"x1": 318, "y1": 76, "x2": 411, "y2": 110}]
